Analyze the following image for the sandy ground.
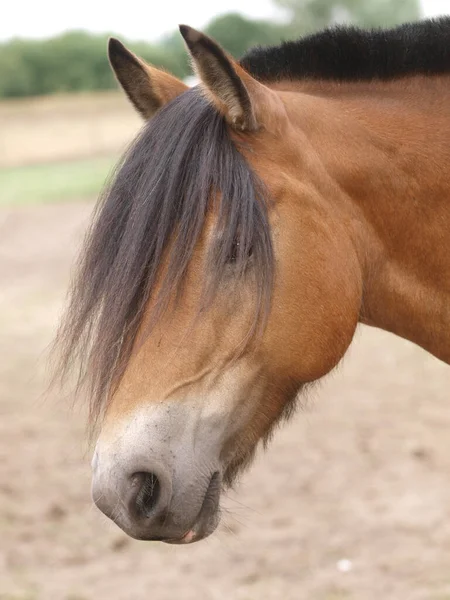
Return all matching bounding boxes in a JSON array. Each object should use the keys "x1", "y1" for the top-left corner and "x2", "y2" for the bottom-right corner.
[
  {"x1": 0, "y1": 93, "x2": 140, "y2": 168},
  {"x1": 1, "y1": 201, "x2": 450, "y2": 600}
]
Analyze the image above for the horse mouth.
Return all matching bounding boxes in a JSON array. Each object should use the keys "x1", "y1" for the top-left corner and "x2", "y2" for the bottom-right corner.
[{"x1": 165, "y1": 471, "x2": 221, "y2": 544}]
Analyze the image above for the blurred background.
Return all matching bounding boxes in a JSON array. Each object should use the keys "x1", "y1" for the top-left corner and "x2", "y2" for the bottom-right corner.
[{"x1": 1, "y1": 1, "x2": 450, "y2": 599}]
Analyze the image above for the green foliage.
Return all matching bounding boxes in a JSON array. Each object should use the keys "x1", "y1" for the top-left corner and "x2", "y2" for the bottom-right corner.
[
  {"x1": 205, "y1": 13, "x2": 286, "y2": 58},
  {"x1": 0, "y1": 31, "x2": 190, "y2": 99},
  {"x1": 0, "y1": 12, "x2": 291, "y2": 99},
  {"x1": 0, "y1": 0, "x2": 422, "y2": 99},
  {"x1": 274, "y1": 0, "x2": 421, "y2": 35}
]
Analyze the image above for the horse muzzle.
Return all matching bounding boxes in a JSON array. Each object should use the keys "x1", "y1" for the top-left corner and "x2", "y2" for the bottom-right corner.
[{"x1": 91, "y1": 404, "x2": 224, "y2": 542}]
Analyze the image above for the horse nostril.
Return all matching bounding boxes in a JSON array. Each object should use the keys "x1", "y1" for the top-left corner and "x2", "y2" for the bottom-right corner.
[{"x1": 132, "y1": 472, "x2": 161, "y2": 518}]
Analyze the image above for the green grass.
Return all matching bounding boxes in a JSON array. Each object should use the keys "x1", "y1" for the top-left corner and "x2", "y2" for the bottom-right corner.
[{"x1": 0, "y1": 156, "x2": 117, "y2": 206}]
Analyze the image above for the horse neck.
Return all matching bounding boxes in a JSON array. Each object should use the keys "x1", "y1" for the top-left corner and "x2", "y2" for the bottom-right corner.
[{"x1": 281, "y1": 76, "x2": 450, "y2": 363}]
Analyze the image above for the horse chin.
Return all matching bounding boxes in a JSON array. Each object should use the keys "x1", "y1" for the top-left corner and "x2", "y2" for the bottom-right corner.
[
  {"x1": 167, "y1": 450, "x2": 260, "y2": 545},
  {"x1": 165, "y1": 471, "x2": 222, "y2": 544},
  {"x1": 166, "y1": 449, "x2": 259, "y2": 546},
  {"x1": 221, "y1": 389, "x2": 302, "y2": 489},
  {"x1": 222, "y1": 443, "x2": 259, "y2": 489}
]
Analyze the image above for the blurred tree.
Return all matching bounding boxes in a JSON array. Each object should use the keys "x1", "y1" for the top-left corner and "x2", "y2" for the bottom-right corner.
[
  {"x1": 159, "y1": 31, "x2": 191, "y2": 77},
  {"x1": 205, "y1": 13, "x2": 286, "y2": 58},
  {"x1": 0, "y1": 32, "x2": 190, "y2": 98},
  {"x1": 0, "y1": 1, "x2": 423, "y2": 99},
  {"x1": 274, "y1": 0, "x2": 421, "y2": 35},
  {"x1": 0, "y1": 43, "x2": 36, "y2": 97}
]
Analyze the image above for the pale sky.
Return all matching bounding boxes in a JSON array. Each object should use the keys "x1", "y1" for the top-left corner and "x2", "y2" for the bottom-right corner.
[
  {"x1": 0, "y1": 0, "x2": 281, "y2": 41},
  {"x1": 0, "y1": 0, "x2": 449, "y2": 41}
]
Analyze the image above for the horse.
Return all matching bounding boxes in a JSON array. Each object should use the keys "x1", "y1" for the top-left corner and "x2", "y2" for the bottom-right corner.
[{"x1": 55, "y1": 19, "x2": 450, "y2": 544}]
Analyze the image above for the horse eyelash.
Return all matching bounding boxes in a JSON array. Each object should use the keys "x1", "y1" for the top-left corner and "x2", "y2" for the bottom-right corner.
[{"x1": 227, "y1": 240, "x2": 254, "y2": 264}]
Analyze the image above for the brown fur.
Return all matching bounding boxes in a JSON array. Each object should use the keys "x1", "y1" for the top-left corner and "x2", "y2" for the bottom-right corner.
[{"x1": 269, "y1": 74, "x2": 450, "y2": 364}]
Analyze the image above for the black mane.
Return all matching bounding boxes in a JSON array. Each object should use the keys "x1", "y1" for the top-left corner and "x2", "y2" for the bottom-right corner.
[{"x1": 241, "y1": 17, "x2": 450, "y2": 82}]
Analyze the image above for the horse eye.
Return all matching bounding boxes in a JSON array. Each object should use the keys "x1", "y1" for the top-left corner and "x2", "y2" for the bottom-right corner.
[{"x1": 228, "y1": 240, "x2": 253, "y2": 264}]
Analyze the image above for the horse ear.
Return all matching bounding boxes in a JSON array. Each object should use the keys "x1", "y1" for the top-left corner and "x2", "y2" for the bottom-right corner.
[
  {"x1": 108, "y1": 38, "x2": 188, "y2": 120},
  {"x1": 179, "y1": 25, "x2": 268, "y2": 131}
]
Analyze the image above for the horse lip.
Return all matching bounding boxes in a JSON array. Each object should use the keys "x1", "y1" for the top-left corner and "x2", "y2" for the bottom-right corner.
[{"x1": 164, "y1": 471, "x2": 222, "y2": 544}]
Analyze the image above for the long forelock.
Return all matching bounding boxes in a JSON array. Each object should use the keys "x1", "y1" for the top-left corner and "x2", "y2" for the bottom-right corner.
[{"x1": 54, "y1": 87, "x2": 273, "y2": 427}]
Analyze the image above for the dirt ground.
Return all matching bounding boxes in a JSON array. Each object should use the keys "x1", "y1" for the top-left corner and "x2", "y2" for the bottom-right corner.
[
  {"x1": 0, "y1": 92, "x2": 140, "y2": 168},
  {"x1": 1, "y1": 201, "x2": 450, "y2": 600}
]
